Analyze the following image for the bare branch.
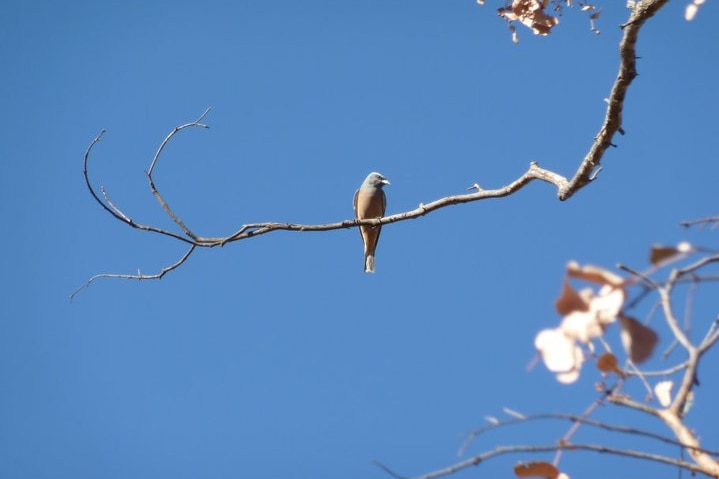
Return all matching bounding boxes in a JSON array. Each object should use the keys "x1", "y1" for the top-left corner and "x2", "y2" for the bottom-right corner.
[
  {"x1": 699, "y1": 317, "x2": 719, "y2": 353},
  {"x1": 559, "y1": 0, "x2": 669, "y2": 200},
  {"x1": 675, "y1": 254, "x2": 719, "y2": 278},
  {"x1": 461, "y1": 412, "x2": 718, "y2": 457},
  {"x1": 607, "y1": 393, "x2": 662, "y2": 418},
  {"x1": 70, "y1": 245, "x2": 196, "y2": 301},
  {"x1": 382, "y1": 442, "x2": 707, "y2": 479},
  {"x1": 81, "y1": 129, "x2": 198, "y2": 246},
  {"x1": 681, "y1": 215, "x2": 719, "y2": 229},
  {"x1": 77, "y1": 0, "x2": 671, "y2": 292},
  {"x1": 218, "y1": 161, "x2": 568, "y2": 244},
  {"x1": 658, "y1": 408, "x2": 719, "y2": 476},
  {"x1": 145, "y1": 107, "x2": 212, "y2": 241}
]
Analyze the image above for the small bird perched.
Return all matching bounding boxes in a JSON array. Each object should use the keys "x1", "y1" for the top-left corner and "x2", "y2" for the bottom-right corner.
[{"x1": 353, "y1": 172, "x2": 390, "y2": 273}]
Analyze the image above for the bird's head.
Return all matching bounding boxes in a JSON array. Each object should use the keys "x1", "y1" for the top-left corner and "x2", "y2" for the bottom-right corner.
[{"x1": 365, "y1": 172, "x2": 390, "y2": 188}]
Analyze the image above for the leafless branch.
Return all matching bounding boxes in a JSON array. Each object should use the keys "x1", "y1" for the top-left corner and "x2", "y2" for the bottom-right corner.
[
  {"x1": 559, "y1": 0, "x2": 669, "y2": 200},
  {"x1": 461, "y1": 412, "x2": 719, "y2": 457},
  {"x1": 145, "y1": 107, "x2": 211, "y2": 241},
  {"x1": 70, "y1": 245, "x2": 196, "y2": 301},
  {"x1": 377, "y1": 442, "x2": 707, "y2": 479},
  {"x1": 681, "y1": 215, "x2": 719, "y2": 229},
  {"x1": 77, "y1": 0, "x2": 669, "y2": 294}
]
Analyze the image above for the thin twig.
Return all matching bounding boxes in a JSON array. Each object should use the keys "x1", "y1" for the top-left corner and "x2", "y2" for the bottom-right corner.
[
  {"x1": 460, "y1": 412, "x2": 716, "y2": 457},
  {"x1": 70, "y1": 245, "x2": 196, "y2": 301},
  {"x1": 146, "y1": 107, "x2": 212, "y2": 240},
  {"x1": 680, "y1": 215, "x2": 719, "y2": 229},
  {"x1": 381, "y1": 442, "x2": 706, "y2": 479}
]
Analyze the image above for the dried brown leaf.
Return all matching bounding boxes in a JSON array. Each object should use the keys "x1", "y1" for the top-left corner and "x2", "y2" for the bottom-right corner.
[
  {"x1": 514, "y1": 461, "x2": 560, "y2": 478},
  {"x1": 596, "y1": 352, "x2": 623, "y2": 377},
  {"x1": 619, "y1": 315, "x2": 658, "y2": 363},
  {"x1": 555, "y1": 280, "x2": 589, "y2": 315},
  {"x1": 650, "y1": 242, "x2": 693, "y2": 265},
  {"x1": 650, "y1": 245, "x2": 680, "y2": 265}
]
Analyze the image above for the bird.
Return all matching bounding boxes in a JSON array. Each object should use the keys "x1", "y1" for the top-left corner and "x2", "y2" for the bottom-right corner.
[{"x1": 353, "y1": 172, "x2": 390, "y2": 273}]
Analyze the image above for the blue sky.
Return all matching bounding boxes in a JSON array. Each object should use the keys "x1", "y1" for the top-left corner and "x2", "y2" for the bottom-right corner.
[{"x1": 1, "y1": 1, "x2": 718, "y2": 478}]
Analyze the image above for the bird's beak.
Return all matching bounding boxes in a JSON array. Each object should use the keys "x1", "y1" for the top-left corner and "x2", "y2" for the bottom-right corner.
[{"x1": 382, "y1": 179, "x2": 391, "y2": 186}]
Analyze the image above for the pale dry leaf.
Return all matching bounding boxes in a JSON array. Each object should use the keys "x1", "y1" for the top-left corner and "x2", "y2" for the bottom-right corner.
[
  {"x1": 485, "y1": 415, "x2": 500, "y2": 425},
  {"x1": 677, "y1": 241, "x2": 693, "y2": 253},
  {"x1": 591, "y1": 285, "x2": 625, "y2": 325},
  {"x1": 561, "y1": 310, "x2": 604, "y2": 343},
  {"x1": 499, "y1": 0, "x2": 559, "y2": 36},
  {"x1": 556, "y1": 369, "x2": 581, "y2": 384},
  {"x1": 503, "y1": 407, "x2": 526, "y2": 419},
  {"x1": 535, "y1": 329, "x2": 578, "y2": 372},
  {"x1": 655, "y1": 380, "x2": 673, "y2": 407},
  {"x1": 619, "y1": 315, "x2": 658, "y2": 363},
  {"x1": 566, "y1": 262, "x2": 624, "y2": 287}
]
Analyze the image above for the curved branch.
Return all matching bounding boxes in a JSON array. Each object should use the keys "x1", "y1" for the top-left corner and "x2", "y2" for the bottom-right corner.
[
  {"x1": 658, "y1": 408, "x2": 719, "y2": 476},
  {"x1": 70, "y1": 245, "x2": 196, "y2": 301},
  {"x1": 81, "y1": 128, "x2": 198, "y2": 246},
  {"x1": 461, "y1": 412, "x2": 719, "y2": 457},
  {"x1": 77, "y1": 0, "x2": 670, "y2": 293},
  {"x1": 146, "y1": 107, "x2": 211, "y2": 241},
  {"x1": 376, "y1": 442, "x2": 707, "y2": 479},
  {"x1": 560, "y1": 0, "x2": 669, "y2": 200},
  {"x1": 217, "y1": 161, "x2": 567, "y2": 244}
]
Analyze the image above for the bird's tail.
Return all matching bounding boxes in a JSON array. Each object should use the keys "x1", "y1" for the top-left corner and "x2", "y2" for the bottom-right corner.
[{"x1": 364, "y1": 255, "x2": 375, "y2": 273}]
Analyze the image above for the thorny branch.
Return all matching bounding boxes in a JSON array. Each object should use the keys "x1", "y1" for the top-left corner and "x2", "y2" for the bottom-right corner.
[{"x1": 561, "y1": 0, "x2": 668, "y2": 199}]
